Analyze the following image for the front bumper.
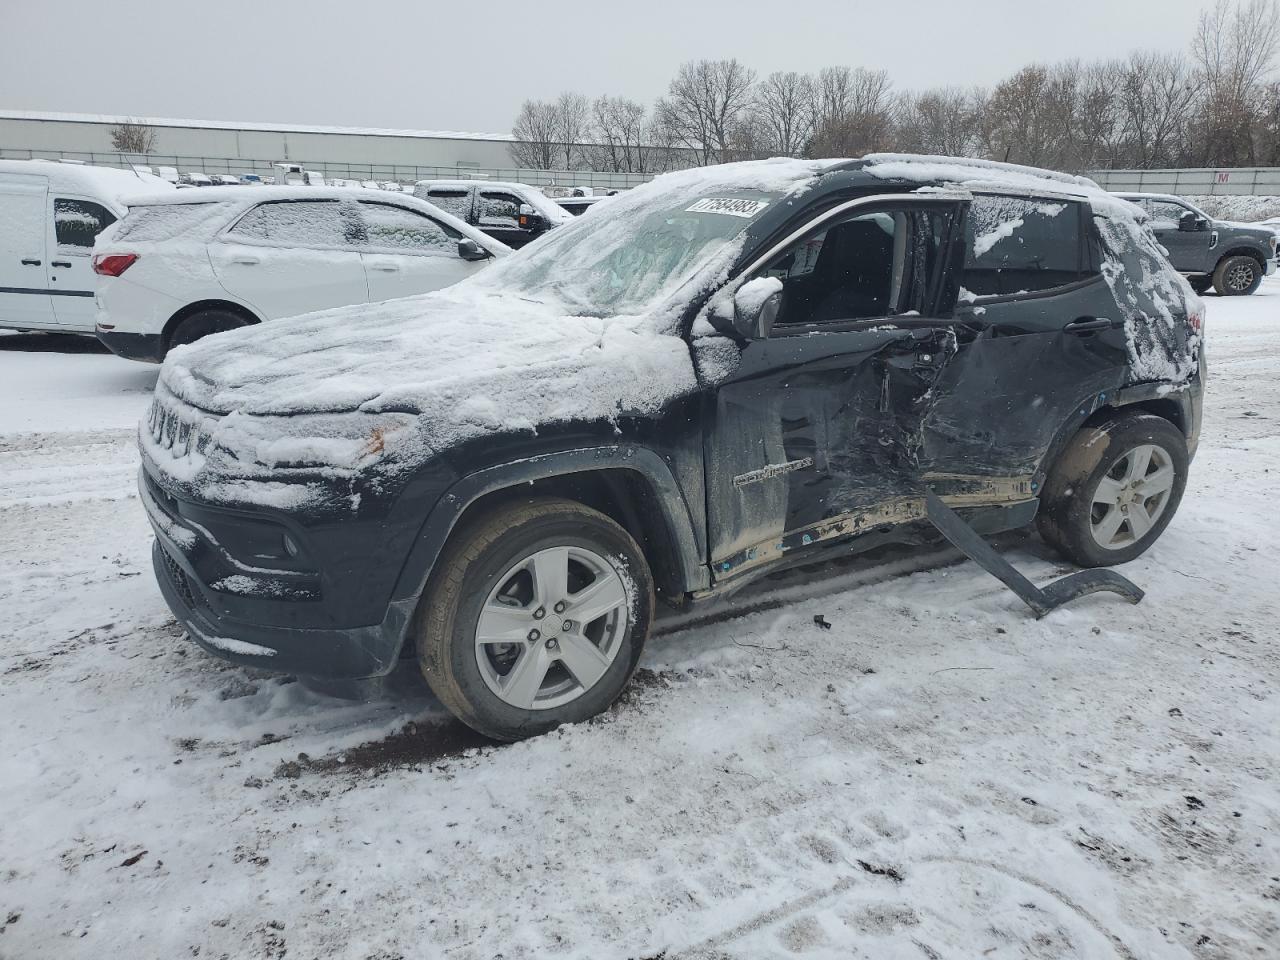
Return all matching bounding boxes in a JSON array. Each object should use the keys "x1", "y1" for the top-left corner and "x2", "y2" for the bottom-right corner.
[
  {"x1": 141, "y1": 467, "x2": 414, "y2": 681},
  {"x1": 97, "y1": 327, "x2": 166, "y2": 363}
]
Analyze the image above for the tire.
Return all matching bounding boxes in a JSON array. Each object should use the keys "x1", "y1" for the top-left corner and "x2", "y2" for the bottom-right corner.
[
  {"x1": 1037, "y1": 413, "x2": 1189, "y2": 568},
  {"x1": 415, "y1": 497, "x2": 655, "y2": 741},
  {"x1": 1188, "y1": 276, "x2": 1212, "y2": 295},
  {"x1": 1212, "y1": 254, "x2": 1263, "y2": 296},
  {"x1": 167, "y1": 308, "x2": 253, "y2": 352}
]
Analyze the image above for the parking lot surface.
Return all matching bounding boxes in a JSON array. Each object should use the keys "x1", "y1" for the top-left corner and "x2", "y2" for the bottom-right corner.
[{"x1": 1, "y1": 287, "x2": 1277, "y2": 959}]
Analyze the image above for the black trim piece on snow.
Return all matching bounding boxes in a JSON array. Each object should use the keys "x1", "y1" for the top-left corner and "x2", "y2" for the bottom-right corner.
[
  {"x1": 0, "y1": 286, "x2": 94, "y2": 298},
  {"x1": 924, "y1": 489, "x2": 1144, "y2": 618}
]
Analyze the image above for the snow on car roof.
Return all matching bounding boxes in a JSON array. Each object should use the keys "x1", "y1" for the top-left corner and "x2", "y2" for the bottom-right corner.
[
  {"x1": 0, "y1": 159, "x2": 175, "y2": 210},
  {"x1": 103, "y1": 186, "x2": 507, "y2": 254}
]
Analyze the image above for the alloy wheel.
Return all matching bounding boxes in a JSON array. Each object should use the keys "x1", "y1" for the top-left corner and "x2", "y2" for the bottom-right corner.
[
  {"x1": 1226, "y1": 261, "x2": 1256, "y2": 292},
  {"x1": 474, "y1": 546, "x2": 630, "y2": 710},
  {"x1": 1089, "y1": 443, "x2": 1176, "y2": 550}
]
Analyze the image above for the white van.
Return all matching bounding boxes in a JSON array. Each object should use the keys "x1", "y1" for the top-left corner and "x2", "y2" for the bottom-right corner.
[{"x1": 0, "y1": 160, "x2": 173, "y2": 333}]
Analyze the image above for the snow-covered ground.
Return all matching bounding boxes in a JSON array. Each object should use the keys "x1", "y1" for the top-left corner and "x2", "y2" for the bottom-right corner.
[{"x1": 1, "y1": 287, "x2": 1277, "y2": 959}]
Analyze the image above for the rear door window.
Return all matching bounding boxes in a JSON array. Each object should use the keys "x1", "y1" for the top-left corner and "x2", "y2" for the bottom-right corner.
[
  {"x1": 228, "y1": 200, "x2": 359, "y2": 248},
  {"x1": 54, "y1": 198, "x2": 116, "y2": 250},
  {"x1": 426, "y1": 189, "x2": 472, "y2": 221},
  {"x1": 358, "y1": 202, "x2": 460, "y2": 254},
  {"x1": 477, "y1": 191, "x2": 522, "y2": 228},
  {"x1": 962, "y1": 194, "x2": 1090, "y2": 297}
]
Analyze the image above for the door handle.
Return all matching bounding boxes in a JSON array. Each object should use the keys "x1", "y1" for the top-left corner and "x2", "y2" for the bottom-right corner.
[
  {"x1": 369, "y1": 262, "x2": 399, "y2": 272},
  {"x1": 232, "y1": 255, "x2": 260, "y2": 265},
  {"x1": 51, "y1": 260, "x2": 72, "y2": 268},
  {"x1": 1064, "y1": 317, "x2": 1115, "y2": 334},
  {"x1": 21, "y1": 258, "x2": 41, "y2": 266}
]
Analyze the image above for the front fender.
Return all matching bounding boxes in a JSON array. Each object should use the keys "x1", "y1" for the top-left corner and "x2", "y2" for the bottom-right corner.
[{"x1": 386, "y1": 444, "x2": 708, "y2": 614}]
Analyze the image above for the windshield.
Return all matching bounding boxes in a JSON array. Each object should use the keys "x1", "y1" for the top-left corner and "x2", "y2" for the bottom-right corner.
[{"x1": 471, "y1": 186, "x2": 783, "y2": 318}]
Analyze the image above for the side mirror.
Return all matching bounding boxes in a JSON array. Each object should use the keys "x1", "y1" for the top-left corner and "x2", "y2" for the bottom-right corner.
[
  {"x1": 732, "y1": 280, "x2": 783, "y2": 340},
  {"x1": 457, "y1": 238, "x2": 489, "y2": 262},
  {"x1": 1179, "y1": 211, "x2": 1205, "y2": 232},
  {"x1": 517, "y1": 203, "x2": 547, "y2": 233}
]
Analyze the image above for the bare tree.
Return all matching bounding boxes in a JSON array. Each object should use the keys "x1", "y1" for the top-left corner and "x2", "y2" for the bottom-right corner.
[
  {"x1": 554, "y1": 92, "x2": 590, "y2": 170},
  {"x1": 754, "y1": 71, "x2": 814, "y2": 156},
  {"x1": 895, "y1": 86, "x2": 981, "y2": 157},
  {"x1": 664, "y1": 59, "x2": 757, "y2": 164},
  {"x1": 1115, "y1": 51, "x2": 1196, "y2": 167},
  {"x1": 510, "y1": 100, "x2": 558, "y2": 169},
  {"x1": 808, "y1": 67, "x2": 894, "y2": 157},
  {"x1": 1192, "y1": 0, "x2": 1280, "y2": 164},
  {"x1": 592, "y1": 96, "x2": 648, "y2": 172},
  {"x1": 109, "y1": 121, "x2": 156, "y2": 154}
]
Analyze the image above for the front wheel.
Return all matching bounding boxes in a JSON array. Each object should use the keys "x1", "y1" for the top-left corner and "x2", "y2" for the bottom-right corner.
[
  {"x1": 1037, "y1": 413, "x2": 1189, "y2": 567},
  {"x1": 1188, "y1": 275, "x2": 1212, "y2": 295},
  {"x1": 1212, "y1": 255, "x2": 1263, "y2": 296},
  {"x1": 416, "y1": 498, "x2": 655, "y2": 741}
]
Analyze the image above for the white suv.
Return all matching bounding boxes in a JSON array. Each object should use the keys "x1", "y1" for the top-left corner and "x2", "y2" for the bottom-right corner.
[{"x1": 92, "y1": 187, "x2": 510, "y2": 362}]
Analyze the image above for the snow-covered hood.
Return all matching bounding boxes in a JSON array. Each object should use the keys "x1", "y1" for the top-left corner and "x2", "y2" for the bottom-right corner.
[{"x1": 157, "y1": 287, "x2": 699, "y2": 451}]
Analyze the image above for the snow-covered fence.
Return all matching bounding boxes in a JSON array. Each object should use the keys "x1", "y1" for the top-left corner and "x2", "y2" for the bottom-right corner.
[
  {"x1": 0, "y1": 147, "x2": 655, "y2": 192},
  {"x1": 1088, "y1": 167, "x2": 1280, "y2": 196}
]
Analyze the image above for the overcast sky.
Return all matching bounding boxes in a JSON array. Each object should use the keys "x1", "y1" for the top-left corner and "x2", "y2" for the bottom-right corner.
[{"x1": 2, "y1": 0, "x2": 1214, "y2": 135}]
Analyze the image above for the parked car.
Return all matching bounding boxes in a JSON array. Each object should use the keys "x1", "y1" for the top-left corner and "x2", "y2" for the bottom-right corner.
[
  {"x1": 412, "y1": 179, "x2": 573, "y2": 247},
  {"x1": 141, "y1": 155, "x2": 1203, "y2": 741},
  {"x1": 556, "y1": 195, "x2": 608, "y2": 216},
  {"x1": 92, "y1": 187, "x2": 510, "y2": 362},
  {"x1": 0, "y1": 159, "x2": 173, "y2": 334},
  {"x1": 1116, "y1": 192, "x2": 1278, "y2": 295}
]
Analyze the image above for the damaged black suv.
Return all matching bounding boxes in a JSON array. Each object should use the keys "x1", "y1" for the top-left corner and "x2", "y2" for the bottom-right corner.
[{"x1": 140, "y1": 155, "x2": 1204, "y2": 740}]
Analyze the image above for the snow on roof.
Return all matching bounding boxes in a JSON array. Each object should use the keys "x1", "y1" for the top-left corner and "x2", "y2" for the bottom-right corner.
[
  {"x1": 0, "y1": 158, "x2": 174, "y2": 210},
  {"x1": 860, "y1": 154, "x2": 1105, "y2": 200},
  {"x1": 103, "y1": 185, "x2": 503, "y2": 252},
  {"x1": 0, "y1": 109, "x2": 514, "y2": 143}
]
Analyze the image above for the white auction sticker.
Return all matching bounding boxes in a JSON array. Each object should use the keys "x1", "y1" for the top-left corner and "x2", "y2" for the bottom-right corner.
[{"x1": 685, "y1": 197, "x2": 769, "y2": 218}]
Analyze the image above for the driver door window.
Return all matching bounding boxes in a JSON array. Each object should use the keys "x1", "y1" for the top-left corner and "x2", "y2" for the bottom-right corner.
[
  {"x1": 1148, "y1": 200, "x2": 1189, "y2": 230},
  {"x1": 757, "y1": 207, "x2": 948, "y2": 329}
]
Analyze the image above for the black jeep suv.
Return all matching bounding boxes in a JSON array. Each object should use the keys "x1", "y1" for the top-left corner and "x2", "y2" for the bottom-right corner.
[{"x1": 140, "y1": 155, "x2": 1204, "y2": 741}]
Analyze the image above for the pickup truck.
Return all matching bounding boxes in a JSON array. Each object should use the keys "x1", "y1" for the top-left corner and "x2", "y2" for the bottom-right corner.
[{"x1": 1116, "y1": 192, "x2": 1278, "y2": 295}]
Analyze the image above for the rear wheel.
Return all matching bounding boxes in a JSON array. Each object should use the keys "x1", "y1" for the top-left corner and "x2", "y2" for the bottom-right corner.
[
  {"x1": 1188, "y1": 276, "x2": 1212, "y2": 295},
  {"x1": 167, "y1": 308, "x2": 253, "y2": 352},
  {"x1": 1037, "y1": 413, "x2": 1189, "y2": 567},
  {"x1": 1212, "y1": 255, "x2": 1263, "y2": 296},
  {"x1": 416, "y1": 498, "x2": 654, "y2": 741}
]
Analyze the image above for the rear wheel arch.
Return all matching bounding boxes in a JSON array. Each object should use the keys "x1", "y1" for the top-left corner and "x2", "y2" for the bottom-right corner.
[
  {"x1": 162, "y1": 300, "x2": 260, "y2": 352},
  {"x1": 1036, "y1": 395, "x2": 1187, "y2": 494},
  {"x1": 1215, "y1": 246, "x2": 1267, "y2": 271}
]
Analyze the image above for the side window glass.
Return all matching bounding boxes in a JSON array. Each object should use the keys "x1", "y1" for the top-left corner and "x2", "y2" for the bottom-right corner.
[
  {"x1": 1148, "y1": 201, "x2": 1187, "y2": 229},
  {"x1": 478, "y1": 192, "x2": 521, "y2": 228},
  {"x1": 54, "y1": 198, "x2": 116, "y2": 250},
  {"x1": 427, "y1": 189, "x2": 471, "y2": 221},
  {"x1": 359, "y1": 202, "x2": 459, "y2": 253},
  {"x1": 962, "y1": 195, "x2": 1086, "y2": 297},
  {"x1": 228, "y1": 200, "x2": 350, "y2": 247},
  {"x1": 761, "y1": 208, "x2": 946, "y2": 328}
]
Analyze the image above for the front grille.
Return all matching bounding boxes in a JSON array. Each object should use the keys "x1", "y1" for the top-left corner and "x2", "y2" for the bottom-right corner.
[
  {"x1": 158, "y1": 545, "x2": 200, "y2": 610},
  {"x1": 146, "y1": 393, "x2": 216, "y2": 458}
]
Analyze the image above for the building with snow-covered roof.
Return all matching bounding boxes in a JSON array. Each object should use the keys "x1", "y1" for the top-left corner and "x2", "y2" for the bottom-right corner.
[{"x1": 0, "y1": 110, "x2": 653, "y2": 191}]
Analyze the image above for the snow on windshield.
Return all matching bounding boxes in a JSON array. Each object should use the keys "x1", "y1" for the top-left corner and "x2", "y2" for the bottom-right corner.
[{"x1": 469, "y1": 158, "x2": 838, "y2": 326}]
